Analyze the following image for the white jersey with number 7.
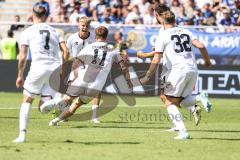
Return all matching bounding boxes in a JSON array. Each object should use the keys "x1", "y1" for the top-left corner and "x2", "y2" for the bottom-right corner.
[{"x1": 20, "y1": 23, "x2": 64, "y2": 70}]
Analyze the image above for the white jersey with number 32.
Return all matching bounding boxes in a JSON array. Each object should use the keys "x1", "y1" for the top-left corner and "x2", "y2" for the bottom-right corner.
[
  {"x1": 155, "y1": 27, "x2": 197, "y2": 71},
  {"x1": 20, "y1": 23, "x2": 64, "y2": 69}
]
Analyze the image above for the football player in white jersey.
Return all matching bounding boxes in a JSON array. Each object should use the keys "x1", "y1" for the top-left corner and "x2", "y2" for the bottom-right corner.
[
  {"x1": 40, "y1": 26, "x2": 133, "y2": 126},
  {"x1": 140, "y1": 11, "x2": 212, "y2": 140},
  {"x1": 138, "y1": 5, "x2": 212, "y2": 129},
  {"x1": 13, "y1": 5, "x2": 69, "y2": 143},
  {"x1": 66, "y1": 16, "x2": 101, "y2": 123}
]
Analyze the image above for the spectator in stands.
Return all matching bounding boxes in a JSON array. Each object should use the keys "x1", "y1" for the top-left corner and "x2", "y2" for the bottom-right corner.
[
  {"x1": 69, "y1": 4, "x2": 86, "y2": 24},
  {"x1": 10, "y1": 0, "x2": 240, "y2": 27},
  {"x1": 109, "y1": 0, "x2": 122, "y2": 8},
  {"x1": 232, "y1": 0, "x2": 240, "y2": 25},
  {"x1": 82, "y1": 0, "x2": 94, "y2": 17},
  {"x1": 143, "y1": 6, "x2": 156, "y2": 24},
  {"x1": 125, "y1": 5, "x2": 142, "y2": 24},
  {"x1": 54, "y1": 6, "x2": 68, "y2": 23},
  {"x1": 195, "y1": 0, "x2": 215, "y2": 9},
  {"x1": 110, "y1": 4, "x2": 124, "y2": 24},
  {"x1": 10, "y1": 15, "x2": 24, "y2": 31},
  {"x1": 220, "y1": 9, "x2": 236, "y2": 25},
  {"x1": 64, "y1": 0, "x2": 79, "y2": 17},
  {"x1": 0, "y1": 30, "x2": 19, "y2": 60},
  {"x1": 192, "y1": 8, "x2": 205, "y2": 25},
  {"x1": 202, "y1": 2, "x2": 216, "y2": 25},
  {"x1": 122, "y1": 6, "x2": 130, "y2": 24},
  {"x1": 171, "y1": 0, "x2": 182, "y2": 17},
  {"x1": 94, "y1": 0, "x2": 109, "y2": 21},
  {"x1": 176, "y1": 6, "x2": 189, "y2": 25},
  {"x1": 222, "y1": 0, "x2": 236, "y2": 9},
  {"x1": 34, "y1": 0, "x2": 50, "y2": 17},
  {"x1": 184, "y1": 0, "x2": 196, "y2": 18},
  {"x1": 50, "y1": 0, "x2": 64, "y2": 21},
  {"x1": 151, "y1": 0, "x2": 160, "y2": 10},
  {"x1": 215, "y1": 4, "x2": 228, "y2": 24},
  {"x1": 137, "y1": 0, "x2": 151, "y2": 16},
  {"x1": 122, "y1": 0, "x2": 131, "y2": 7},
  {"x1": 99, "y1": 7, "x2": 114, "y2": 23},
  {"x1": 202, "y1": 3, "x2": 214, "y2": 18},
  {"x1": 159, "y1": 0, "x2": 167, "y2": 5}
]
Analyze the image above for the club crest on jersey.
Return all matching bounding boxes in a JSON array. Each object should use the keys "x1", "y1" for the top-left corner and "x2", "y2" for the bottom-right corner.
[
  {"x1": 127, "y1": 30, "x2": 147, "y2": 51},
  {"x1": 74, "y1": 42, "x2": 79, "y2": 45}
]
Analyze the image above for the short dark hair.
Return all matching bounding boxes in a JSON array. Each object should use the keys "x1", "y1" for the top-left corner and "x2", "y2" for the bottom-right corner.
[
  {"x1": 33, "y1": 5, "x2": 47, "y2": 18},
  {"x1": 162, "y1": 11, "x2": 175, "y2": 24},
  {"x1": 155, "y1": 4, "x2": 170, "y2": 15},
  {"x1": 95, "y1": 26, "x2": 108, "y2": 40},
  {"x1": 8, "y1": 30, "x2": 14, "y2": 37}
]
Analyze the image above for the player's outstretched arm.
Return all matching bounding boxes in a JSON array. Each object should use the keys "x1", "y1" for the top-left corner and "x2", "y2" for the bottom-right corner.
[
  {"x1": 16, "y1": 45, "x2": 28, "y2": 88},
  {"x1": 137, "y1": 51, "x2": 155, "y2": 58},
  {"x1": 192, "y1": 39, "x2": 212, "y2": 67},
  {"x1": 72, "y1": 57, "x2": 85, "y2": 80},
  {"x1": 140, "y1": 53, "x2": 161, "y2": 85},
  {"x1": 59, "y1": 42, "x2": 70, "y2": 83},
  {"x1": 59, "y1": 42, "x2": 70, "y2": 63},
  {"x1": 119, "y1": 60, "x2": 133, "y2": 89}
]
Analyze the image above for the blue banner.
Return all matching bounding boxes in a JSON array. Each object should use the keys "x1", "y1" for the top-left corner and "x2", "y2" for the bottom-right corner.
[
  {"x1": 123, "y1": 27, "x2": 240, "y2": 57},
  {"x1": 190, "y1": 29, "x2": 240, "y2": 56}
]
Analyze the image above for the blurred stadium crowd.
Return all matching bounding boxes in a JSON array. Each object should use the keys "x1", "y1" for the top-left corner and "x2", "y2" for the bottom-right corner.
[
  {"x1": 23, "y1": 0, "x2": 240, "y2": 26},
  {"x1": 1, "y1": 0, "x2": 240, "y2": 60}
]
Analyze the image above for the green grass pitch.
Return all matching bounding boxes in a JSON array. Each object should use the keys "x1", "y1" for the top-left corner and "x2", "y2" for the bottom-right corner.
[{"x1": 0, "y1": 92, "x2": 240, "y2": 160}]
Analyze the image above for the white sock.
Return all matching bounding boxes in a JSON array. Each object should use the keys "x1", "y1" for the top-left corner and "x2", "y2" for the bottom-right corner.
[
  {"x1": 19, "y1": 103, "x2": 31, "y2": 139},
  {"x1": 167, "y1": 105, "x2": 187, "y2": 133},
  {"x1": 92, "y1": 105, "x2": 99, "y2": 119},
  {"x1": 52, "y1": 117, "x2": 62, "y2": 124}
]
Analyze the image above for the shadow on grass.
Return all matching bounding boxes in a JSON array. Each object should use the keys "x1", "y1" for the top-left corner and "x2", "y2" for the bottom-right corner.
[
  {"x1": 0, "y1": 146, "x2": 15, "y2": 149},
  {"x1": 0, "y1": 116, "x2": 40, "y2": 119},
  {"x1": 63, "y1": 140, "x2": 141, "y2": 145},
  {"x1": 190, "y1": 129, "x2": 240, "y2": 133},
  {"x1": 101, "y1": 121, "x2": 168, "y2": 125},
  {"x1": 0, "y1": 116, "x2": 19, "y2": 119},
  {"x1": 71, "y1": 125, "x2": 168, "y2": 130},
  {"x1": 193, "y1": 137, "x2": 240, "y2": 141}
]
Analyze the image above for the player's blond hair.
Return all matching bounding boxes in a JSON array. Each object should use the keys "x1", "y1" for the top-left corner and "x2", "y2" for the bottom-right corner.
[
  {"x1": 162, "y1": 11, "x2": 175, "y2": 24},
  {"x1": 78, "y1": 16, "x2": 91, "y2": 25}
]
